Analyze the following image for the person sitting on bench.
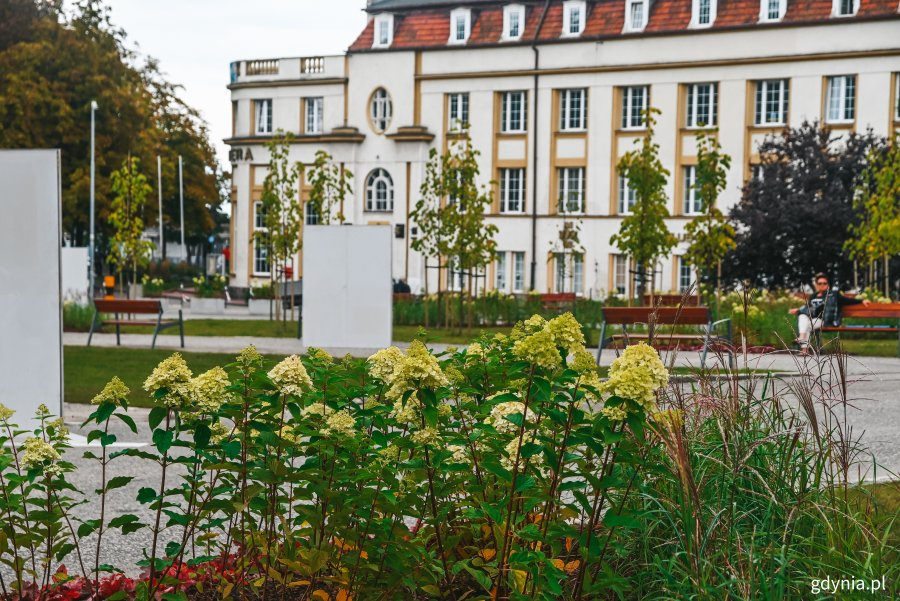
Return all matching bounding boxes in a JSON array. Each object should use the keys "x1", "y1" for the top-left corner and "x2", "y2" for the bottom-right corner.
[{"x1": 789, "y1": 272, "x2": 869, "y2": 354}]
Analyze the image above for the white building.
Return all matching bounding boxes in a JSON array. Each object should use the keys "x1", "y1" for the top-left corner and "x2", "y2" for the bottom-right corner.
[{"x1": 226, "y1": 0, "x2": 900, "y2": 298}]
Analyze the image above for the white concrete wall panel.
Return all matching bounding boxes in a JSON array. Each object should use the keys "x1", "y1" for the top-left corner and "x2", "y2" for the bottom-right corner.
[{"x1": 0, "y1": 150, "x2": 63, "y2": 421}]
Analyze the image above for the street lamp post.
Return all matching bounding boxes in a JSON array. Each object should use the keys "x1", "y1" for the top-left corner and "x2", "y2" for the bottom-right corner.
[
  {"x1": 89, "y1": 100, "x2": 98, "y2": 300},
  {"x1": 178, "y1": 155, "x2": 185, "y2": 261}
]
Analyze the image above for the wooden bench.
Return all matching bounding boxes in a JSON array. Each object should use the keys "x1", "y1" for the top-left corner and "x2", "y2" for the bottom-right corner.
[
  {"x1": 87, "y1": 299, "x2": 184, "y2": 349},
  {"x1": 642, "y1": 294, "x2": 700, "y2": 306},
  {"x1": 815, "y1": 303, "x2": 900, "y2": 357},
  {"x1": 540, "y1": 293, "x2": 577, "y2": 312},
  {"x1": 596, "y1": 306, "x2": 733, "y2": 368}
]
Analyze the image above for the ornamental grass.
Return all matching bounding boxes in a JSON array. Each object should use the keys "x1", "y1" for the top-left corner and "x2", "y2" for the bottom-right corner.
[{"x1": 0, "y1": 313, "x2": 896, "y2": 600}]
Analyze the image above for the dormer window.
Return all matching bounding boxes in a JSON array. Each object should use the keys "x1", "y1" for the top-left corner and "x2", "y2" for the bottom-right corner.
[
  {"x1": 624, "y1": 0, "x2": 648, "y2": 32},
  {"x1": 691, "y1": 0, "x2": 716, "y2": 27},
  {"x1": 562, "y1": 1, "x2": 586, "y2": 36},
  {"x1": 503, "y1": 4, "x2": 525, "y2": 40},
  {"x1": 832, "y1": 0, "x2": 858, "y2": 16},
  {"x1": 759, "y1": 0, "x2": 786, "y2": 21},
  {"x1": 449, "y1": 8, "x2": 471, "y2": 44},
  {"x1": 373, "y1": 14, "x2": 394, "y2": 48}
]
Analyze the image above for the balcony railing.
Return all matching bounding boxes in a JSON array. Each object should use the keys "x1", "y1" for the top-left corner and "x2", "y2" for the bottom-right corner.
[
  {"x1": 231, "y1": 56, "x2": 343, "y2": 85},
  {"x1": 246, "y1": 59, "x2": 280, "y2": 76},
  {"x1": 301, "y1": 56, "x2": 325, "y2": 74}
]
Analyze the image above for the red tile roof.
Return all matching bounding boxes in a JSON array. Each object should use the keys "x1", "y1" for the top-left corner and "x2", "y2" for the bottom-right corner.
[{"x1": 349, "y1": 0, "x2": 900, "y2": 52}]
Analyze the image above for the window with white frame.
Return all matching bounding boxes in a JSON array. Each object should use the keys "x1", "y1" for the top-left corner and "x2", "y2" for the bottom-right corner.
[
  {"x1": 560, "y1": 89, "x2": 587, "y2": 131},
  {"x1": 373, "y1": 14, "x2": 394, "y2": 47},
  {"x1": 678, "y1": 258, "x2": 693, "y2": 292},
  {"x1": 304, "y1": 97, "x2": 323, "y2": 134},
  {"x1": 254, "y1": 99, "x2": 272, "y2": 135},
  {"x1": 365, "y1": 168, "x2": 394, "y2": 212},
  {"x1": 513, "y1": 252, "x2": 526, "y2": 292},
  {"x1": 612, "y1": 254, "x2": 629, "y2": 296},
  {"x1": 370, "y1": 88, "x2": 393, "y2": 133},
  {"x1": 558, "y1": 168, "x2": 585, "y2": 214},
  {"x1": 449, "y1": 8, "x2": 471, "y2": 43},
  {"x1": 495, "y1": 252, "x2": 508, "y2": 291},
  {"x1": 624, "y1": 0, "x2": 648, "y2": 31},
  {"x1": 621, "y1": 86, "x2": 649, "y2": 129},
  {"x1": 555, "y1": 253, "x2": 584, "y2": 295},
  {"x1": 253, "y1": 201, "x2": 269, "y2": 275},
  {"x1": 683, "y1": 166, "x2": 702, "y2": 214},
  {"x1": 448, "y1": 92, "x2": 469, "y2": 131},
  {"x1": 760, "y1": 0, "x2": 786, "y2": 21},
  {"x1": 825, "y1": 75, "x2": 856, "y2": 123},
  {"x1": 618, "y1": 173, "x2": 638, "y2": 214},
  {"x1": 501, "y1": 91, "x2": 526, "y2": 133},
  {"x1": 563, "y1": 1, "x2": 586, "y2": 35},
  {"x1": 304, "y1": 203, "x2": 319, "y2": 225},
  {"x1": 754, "y1": 79, "x2": 789, "y2": 126},
  {"x1": 692, "y1": 0, "x2": 716, "y2": 26},
  {"x1": 685, "y1": 82, "x2": 718, "y2": 128},
  {"x1": 499, "y1": 168, "x2": 525, "y2": 213},
  {"x1": 503, "y1": 4, "x2": 525, "y2": 40},
  {"x1": 833, "y1": 0, "x2": 858, "y2": 17}
]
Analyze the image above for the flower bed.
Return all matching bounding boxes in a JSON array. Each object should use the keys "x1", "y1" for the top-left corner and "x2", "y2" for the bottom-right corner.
[{"x1": 1, "y1": 313, "x2": 895, "y2": 600}]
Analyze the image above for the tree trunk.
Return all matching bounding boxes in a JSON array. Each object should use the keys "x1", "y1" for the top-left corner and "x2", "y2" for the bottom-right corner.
[
  {"x1": 424, "y1": 259, "x2": 430, "y2": 329},
  {"x1": 884, "y1": 254, "x2": 889, "y2": 299}
]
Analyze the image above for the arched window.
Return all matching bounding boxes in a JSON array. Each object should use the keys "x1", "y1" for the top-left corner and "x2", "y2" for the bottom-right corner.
[
  {"x1": 369, "y1": 88, "x2": 393, "y2": 133},
  {"x1": 366, "y1": 169, "x2": 394, "y2": 212}
]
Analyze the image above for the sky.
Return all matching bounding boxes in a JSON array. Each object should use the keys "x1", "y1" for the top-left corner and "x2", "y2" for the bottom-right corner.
[{"x1": 68, "y1": 0, "x2": 369, "y2": 169}]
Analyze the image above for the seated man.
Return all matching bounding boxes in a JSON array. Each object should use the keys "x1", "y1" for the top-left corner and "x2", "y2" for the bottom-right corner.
[{"x1": 789, "y1": 272, "x2": 870, "y2": 354}]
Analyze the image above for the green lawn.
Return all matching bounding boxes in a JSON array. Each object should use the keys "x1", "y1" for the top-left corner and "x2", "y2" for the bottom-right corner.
[
  {"x1": 96, "y1": 318, "x2": 299, "y2": 338},
  {"x1": 64, "y1": 346, "x2": 261, "y2": 407}
]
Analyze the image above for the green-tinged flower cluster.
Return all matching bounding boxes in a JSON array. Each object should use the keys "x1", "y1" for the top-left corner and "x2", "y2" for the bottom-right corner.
[
  {"x1": 21, "y1": 436, "x2": 61, "y2": 472},
  {"x1": 268, "y1": 355, "x2": 313, "y2": 397},
  {"x1": 602, "y1": 342, "x2": 669, "y2": 413},
  {"x1": 512, "y1": 328, "x2": 562, "y2": 370},
  {"x1": 209, "y1": 421, "x2": 232, "y2": 445},
  {"x1": 410, "y1": 427, "x2": 440, "y2": 447},
  {"x1": 485, "y1": 400, "x2": 535, "y2": 434},
  {"x1": 0, "y1": 403, "x2": 15, "y2": 423},
  {"x1": 91, "y1": 376, "x2": 130, "y2": 406},
  {"x1": 302, "y1": 403, "x2": 334, "y2": 419},
  {"x1": 546, "y1": 312, "x2": 585, "y2": 354},
  {"x1": 308, "y1": 347, "x2": 334, "y2": 365},
  {"x1": 190, "y1": 367, "x2": 232, "y2": 414},
  {"x1": 48, "y1": 418, "x2": 69, "y2": 441},
  {"x1": 386, "y1": 341, "x2": 448, "y2": 398},
  {"x1": 143, "y1": 353, "x2": 193, "y2": 409},
  {"x1": 320, "y1": 409, "x2": 355, "y2": 438},
  {"x1": 237, "y1": 344, "x2": 263, "y2": 373},
  {"x1": 600, "y1": 405, "x2": 629, "y2": 422},
  {"x1": 368, "y1": 346, "x2": 404, "y2": 383}
]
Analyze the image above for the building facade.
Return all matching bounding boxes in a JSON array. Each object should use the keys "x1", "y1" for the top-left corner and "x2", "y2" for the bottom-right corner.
[{"x1": 226, "y1": 0, "x2": 900, "y2": 297}]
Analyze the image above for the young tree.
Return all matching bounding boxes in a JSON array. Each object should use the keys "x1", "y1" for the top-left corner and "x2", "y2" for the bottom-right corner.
[
  {"x1": 683, "y1": 130, "x2": 735, "y2": 306},
  {"x1": 548, "y1": 219, "x2": 585, "y2": 299},
  {"x1": 726, "y1": 121, "x2": 884, "y2": 289},
  {"x1": 304, "y1": 150, "x2": 352, "y2": 225},
  {"x1": 845, "y1": 140, "x2": 900, "y2": 296},
  {"x1": 107, "y1": 156, "x2": 155, "y2": 293},
  {"x1": 610, "y1": 109, "x2": 677, "y2": 301},
  {"x1": 259, "y1": 131, "x2": 302, "y2": 325},
  {"x1": 411, "y1": 133, "x2": 497, "y2": 329}
]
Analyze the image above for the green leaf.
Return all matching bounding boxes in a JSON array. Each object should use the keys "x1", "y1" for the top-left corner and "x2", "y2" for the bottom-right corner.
[
  {"x1": 152, "y1": 428, "x2": 174, "y2": 454},
  {"x1": 514, "y1": 476, "x2": 536, "y2": 493},
  {"x1": 105, "y1": 476, "x2": 134, "y2": 493},
  {"x1": 165, "y1": 541, "x2": 183, "y2": 558},
  {"x1": 222, "y1": 440, "x2": 241, "y2": 459},
  {"x1": 148, "y1": 406, "x2": 167, "y2": 430},
  {"x1": 137, "y1": 487, "x2": 157, "y2": 504},
  {"x1": 193, "y1": 423, "x2": 211, "y2": 448},
  {"x1": 519, "y1": 442, "x2": 543, "y2": 459},
  {"x1": 96, "y1": 401, "x2": 117, "y2": 423},
  {"x1": 602, "y1": 512, "x2": 641, "y2": 529},
  {"x1": 114, "y1": 413, "x2": 138, "y2": 433},
  {"x1": 100, "y1": 433, "x2": 117, "y2": 447},
  {"x1": 77, "y1": 520, "x2": 101, "y2": 538}
]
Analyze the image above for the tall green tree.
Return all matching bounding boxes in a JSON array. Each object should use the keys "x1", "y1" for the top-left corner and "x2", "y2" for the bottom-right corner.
[
  {"x1": 304, "y1": 150, "x2": 352, "y2": 225},
  {"x1": 107, "y1": 156, "x2": 154, "y2": 291},
  {"x1": 0, "y1": 0, "x2": 223, "y2": 267},
  {"x1": 611, "y1": 108, "x2": 677, "y2": 301},
  {"x1": 683, "y1": 130, "x2": 735, "y2": 304},
  {"x1": 845, "y1": 139, "x2": 900, "y2": 296},
  {"x1": 259, "y1": 131, "x2": 302, "y2": 324}
]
